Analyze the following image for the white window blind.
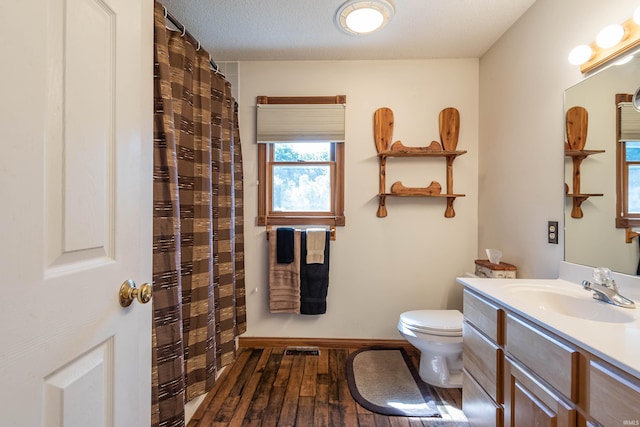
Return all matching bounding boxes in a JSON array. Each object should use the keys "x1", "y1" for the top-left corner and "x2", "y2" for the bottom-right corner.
[
  {"x1": 619, "y1": 102, "x2": 640, "y2": 141},
  {"x1": 256, "y1": 104, "x2": 346, "y2": 143}
]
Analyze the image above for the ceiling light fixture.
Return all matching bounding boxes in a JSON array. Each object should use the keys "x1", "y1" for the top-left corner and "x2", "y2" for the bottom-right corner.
[{"x1": 336, "y1": 0, "x2": 395, "y2": 35}]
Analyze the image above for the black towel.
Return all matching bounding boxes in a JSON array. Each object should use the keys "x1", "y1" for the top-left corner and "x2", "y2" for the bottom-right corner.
[
  {"x1": 636, "y1": 237, "x2": 640, "y2": 275},
  {"x1": 276, "y1": 227, "x2": 295, "y2": 263},
  {"x1": 300, "y1": 231, "x2": 330, "y2": 315}
]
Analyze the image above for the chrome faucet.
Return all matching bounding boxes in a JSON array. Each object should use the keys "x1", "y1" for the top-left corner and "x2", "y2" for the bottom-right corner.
[{"x1": 582, "y1": 267, "x2": 636, "y2": 309}]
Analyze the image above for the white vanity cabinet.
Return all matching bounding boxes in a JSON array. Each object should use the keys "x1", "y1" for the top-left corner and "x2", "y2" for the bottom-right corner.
[{"x1": 461, "y1": 286, "x2": 640, "y2": 427}]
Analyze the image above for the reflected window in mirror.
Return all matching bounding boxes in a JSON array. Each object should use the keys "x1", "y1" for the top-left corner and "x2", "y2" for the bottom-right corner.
[{"x1": 616, "y1": 93, "x2": 640, "y2": 228}]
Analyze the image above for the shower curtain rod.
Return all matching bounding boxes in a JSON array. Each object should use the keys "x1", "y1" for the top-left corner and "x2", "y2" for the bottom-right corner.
[{"x1": 163, "y1": 7, "x2": 221, "y2": 74}]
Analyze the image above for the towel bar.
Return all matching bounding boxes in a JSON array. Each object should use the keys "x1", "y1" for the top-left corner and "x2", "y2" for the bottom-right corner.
[{"x1": 265, "y1": 225, "x2": 336, "y2": 241}]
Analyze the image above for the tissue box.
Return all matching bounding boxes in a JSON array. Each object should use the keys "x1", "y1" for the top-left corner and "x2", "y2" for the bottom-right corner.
[{"x1": 474, "y1": 259, "x2": 517, "y2": 278}]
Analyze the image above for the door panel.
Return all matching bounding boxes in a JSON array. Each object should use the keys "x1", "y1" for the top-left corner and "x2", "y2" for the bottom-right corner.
[
  {"x1": 44, "y1": 338, "x2": 114, "y2": 427},
  {"x1": 46, "y1": 0, "x2": 116, "y2": 270},
  {"x1": 0, "y1": 0, "x2": 152, "y2": 425},
  {"x1": 62, "y1": 0, "x2": 114, "y2": 253}
]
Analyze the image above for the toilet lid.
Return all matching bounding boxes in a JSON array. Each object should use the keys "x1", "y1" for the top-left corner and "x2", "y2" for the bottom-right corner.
[{"x1": 399, "y1": 310, "x2": 463, "y2": 336}]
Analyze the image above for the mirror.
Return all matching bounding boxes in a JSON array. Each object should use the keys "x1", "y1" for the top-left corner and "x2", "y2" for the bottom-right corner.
[{"x1": 564, "y1": 53, "x2": 640, "y2": 275}]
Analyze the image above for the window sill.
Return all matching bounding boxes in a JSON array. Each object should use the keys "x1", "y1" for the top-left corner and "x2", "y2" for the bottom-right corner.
[{"x1": 258, "y1": 215, "x2": 345, "y2": 227}]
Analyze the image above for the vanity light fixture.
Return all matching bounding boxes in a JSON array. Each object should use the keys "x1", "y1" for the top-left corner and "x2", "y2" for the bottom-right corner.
[
  {"x1": 336, "y1": 0, "x2": 395, "y2": 35},
  {"x1": 569, "y1": 6, "x2": 640, "y2": 73}
]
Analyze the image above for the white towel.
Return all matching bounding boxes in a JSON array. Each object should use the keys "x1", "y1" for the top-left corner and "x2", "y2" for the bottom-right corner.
[{"x1": 306, "y1": 228, "x2": 326, "y2": 264}]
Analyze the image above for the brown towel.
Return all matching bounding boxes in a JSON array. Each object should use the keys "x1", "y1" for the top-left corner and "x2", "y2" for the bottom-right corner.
[{"x1": 268, "y1": 229, "x2": 301, "y2": 313}]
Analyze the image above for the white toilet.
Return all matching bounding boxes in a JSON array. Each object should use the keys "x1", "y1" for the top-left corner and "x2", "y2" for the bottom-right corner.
[{"x1": 397, "y1": 309, "x2": 463, "y2": 388}]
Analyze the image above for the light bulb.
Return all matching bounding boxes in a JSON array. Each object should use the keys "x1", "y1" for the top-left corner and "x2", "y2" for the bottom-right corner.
[
  {"x1": 596, "y1": 24, "x2": 625, "y2": 48},
  {"x1": 346, "y1": 8, "x2": 384, "y2": 33},
  {"x1": 568, "y1": 45, "x2": 593, "y2": 65}
]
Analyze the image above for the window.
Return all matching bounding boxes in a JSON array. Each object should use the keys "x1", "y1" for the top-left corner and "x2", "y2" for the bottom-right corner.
[
  {"x1": 257, "y1": 96, "x2": 346, "y2": 227},
  {"x1": 616, "y1": 94, "x2": 640, "y2": 227}
]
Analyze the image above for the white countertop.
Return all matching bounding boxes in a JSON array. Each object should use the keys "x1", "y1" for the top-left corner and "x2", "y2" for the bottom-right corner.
[{"x1": 457, "y1": 264, "x2": 640, "y2": 379}]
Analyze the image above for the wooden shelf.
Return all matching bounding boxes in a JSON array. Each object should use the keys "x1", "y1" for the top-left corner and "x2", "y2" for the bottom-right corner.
[
  {"x1": 379, "y1": 193, "x2": 465, "y2": 197},
  {"x1": 565, "y1": 150, "x2": 605, "y2": 218},
  {"x1": 374, "y1": 107, "x2": 466, "y2": 218},
  {"x1": 565, "y1": 149, "x2": 605, "y2": 158},
  {"x1": 564, "y1": 106, "x2": 605, "y2": 219},
  {"x1": 377, "y1": 151, "x2": 466, "y2": 218},
  {"x1": 566, "y1": 193, "x2": 604, "y2": 219},
  {"x1": 378, "y1": 150, "x2": 467, "y2": 158}
]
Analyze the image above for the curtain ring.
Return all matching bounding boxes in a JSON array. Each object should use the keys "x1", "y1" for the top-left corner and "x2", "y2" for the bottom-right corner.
[
  {"x1": 163, "y1": 6, "x2": 167, "y2": 18},
  {"x1": 209, "y1": 54, "x2": 218, "y2": 74},
  {"x1": 196, "y1": 41, "x2": 201, "y2": 51},
  {"x1": 180, "y1": 26, "x2": 186, "y2": 37}
]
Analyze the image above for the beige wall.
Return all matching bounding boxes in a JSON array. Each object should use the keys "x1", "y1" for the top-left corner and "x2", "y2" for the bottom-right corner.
[
  {"x1": 235, "y1": 0, "x2": 640, "y2": 339},
  {"x1": 238, "y1": 60, "x2": 479, "y2": 339},
  {"x1": 478, "y1": 0, "x2": 639, "y2": 278}
]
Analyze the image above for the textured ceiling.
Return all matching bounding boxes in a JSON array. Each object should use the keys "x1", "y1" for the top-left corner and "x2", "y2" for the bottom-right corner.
[{"x1": 158, "y1": 0, "x2": 537, "y2": 62}]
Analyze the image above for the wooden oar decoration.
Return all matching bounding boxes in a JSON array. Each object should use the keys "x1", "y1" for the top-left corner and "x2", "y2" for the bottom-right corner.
[
  {"x1": 566, "y1": 106, "x2": 588, "y2": 151},
  {"x1": 439, "y1": 107, "x2": 460, "y2": 151},
  {"x1": 373, "y1": 107, "x2": 394, "y2": 153},
  {"x1": 373, "y1": 106, "x2": 461, "y2": 153}
]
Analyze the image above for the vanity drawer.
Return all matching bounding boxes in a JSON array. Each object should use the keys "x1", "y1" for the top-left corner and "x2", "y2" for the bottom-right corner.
[
  {"x1": 463, "y1": 369, "x2": 504, "y2": 427},
  {"x1": 463, "y1": 320, "x2": 503, "y2": 403},
  {"x1": 463, "y1": 289, "x2": 503, "y2": 344},
  {"x1": 505, "y1": 314, "x2": 578, "y2": 401},
  {"x1": 589, "y1": 360, "x2": 640, "y2": 426},
  {"x1": 504, "y1": 356, "x2": 576, "y2": 427}
]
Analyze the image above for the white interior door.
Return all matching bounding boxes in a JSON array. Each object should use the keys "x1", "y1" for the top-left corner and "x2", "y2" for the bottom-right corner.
[{"x1": 0, "y1": 0, "x2": 153, "y2": 426}]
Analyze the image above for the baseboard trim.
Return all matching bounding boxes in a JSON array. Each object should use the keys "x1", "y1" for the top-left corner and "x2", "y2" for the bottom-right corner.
[{"x1": 238, "y1": 336, "x2": 413, "y2": 351}]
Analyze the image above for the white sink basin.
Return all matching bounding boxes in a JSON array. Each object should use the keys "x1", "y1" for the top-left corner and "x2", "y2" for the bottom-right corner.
[{"x1": 504, "y1": 284, "x2": 635, "y2": 324}]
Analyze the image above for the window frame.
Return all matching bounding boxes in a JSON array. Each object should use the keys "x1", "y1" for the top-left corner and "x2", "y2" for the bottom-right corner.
[
  {"x1": 257, "y1": 95, "x2": 346, "y2": 227},
  {"x1": 615, "y1": 93, "x2": 640, "y2": 228}
]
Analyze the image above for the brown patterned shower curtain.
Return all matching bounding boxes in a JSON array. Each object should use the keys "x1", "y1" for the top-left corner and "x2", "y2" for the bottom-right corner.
[{"x1": 151, "y1": 2, "x2": 246, "y2": 426}]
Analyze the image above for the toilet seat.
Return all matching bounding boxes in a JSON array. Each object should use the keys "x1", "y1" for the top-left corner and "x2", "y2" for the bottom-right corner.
[{"x1": 399, "y1": 310, "x2": 463, "y2": 337}]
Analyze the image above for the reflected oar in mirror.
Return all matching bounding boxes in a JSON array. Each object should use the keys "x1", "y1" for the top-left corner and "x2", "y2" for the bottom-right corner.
[{"x1": 566, "y1": 106, "x2": 588, "y2": 150}]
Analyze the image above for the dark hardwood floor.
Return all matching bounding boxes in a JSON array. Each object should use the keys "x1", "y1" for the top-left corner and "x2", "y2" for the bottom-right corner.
[{"x1": 187, "y1": 346, "x2": 469, "y2": 427}]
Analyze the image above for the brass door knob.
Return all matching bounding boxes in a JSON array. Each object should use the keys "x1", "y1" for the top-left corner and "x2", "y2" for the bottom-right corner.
[{"x1": 119, "y1": 279, "x2": 152, "y2": 307}]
